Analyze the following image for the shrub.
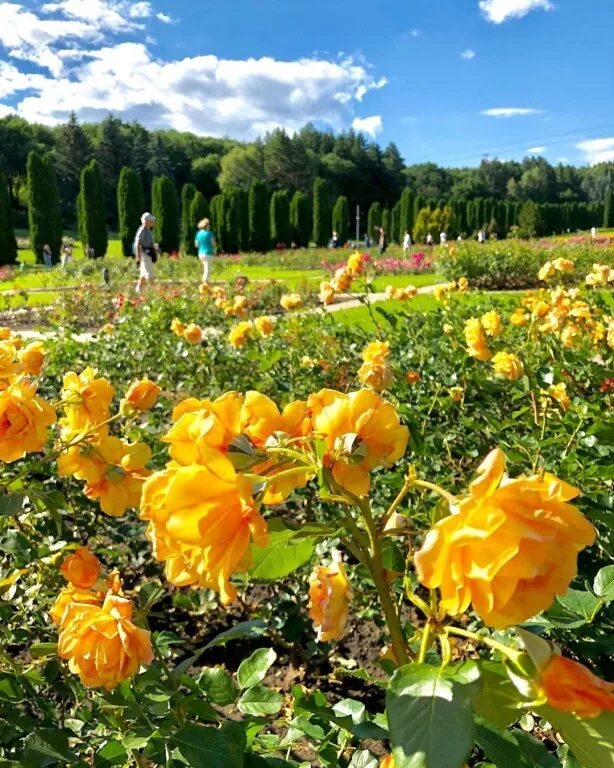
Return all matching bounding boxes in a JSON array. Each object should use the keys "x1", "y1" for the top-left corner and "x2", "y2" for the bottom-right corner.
[
  {"x1": 224, "y1": 187, "x2": 242, "y2": 253},
  {"x1": 249, "y1": 180, "x2": 270, "y2": 252},
  {"x1": 399, "y1": 187, "x2": 414, "y2": 241},
  {"x1": 367, "y1": 201, "x2": 382, "y2": 240},
  {"x1": 0, "y1": 170, "x2": 17, "y2": 265},
  {"x1": 332, "y1": 195, "x2": 349, "y2": 244},
  {"x1": 152, "y1": 175, "x2": 179, "y2": 253},
  {"x1": 290, "y1": 190, "x2": 311, "y2": 247},
  {"x1": 27, "y1": 151, "x2": 63, "y2": 263},
  {"x1": 312, "y1": 177, "x2": 329, "y2": 247},
  {"x1": 117, "y1": 167, "x2": 145, "y2": 257},
  {"x1": 79, "y1": 160, "x2": 108, "y2": 257},
  {"x1": 180, "y1": 182, "x2": 197, "y2": 255},
  {"x1": 188, "y1": 191, "x2": 209, "y2": 250},
  {"x1": 270, "y1": 189, "x2": 291, "y2": 246}
]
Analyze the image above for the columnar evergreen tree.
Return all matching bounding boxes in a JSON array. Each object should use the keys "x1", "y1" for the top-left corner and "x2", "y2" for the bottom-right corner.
[
  {"x1": 399, "y1": 188, "x2": 414, "y2": 241},
  {"x1": 79, "y1": 159, "x2": 108, "y2": 257},
  {"x1": 475, "y1": 198, "x2": 485, "y2": 229},
  {"x1": 391, "y1": 201, "x2": 400, "y2": 244},
  {"x1": 381, "y1": 207, "x2": 391, "y2": 238},
  {"x1": 54, "y1": 112, "x2": 93, "y2": 223},
  {"x1": 180, "y1": 183, "x2": 197, "y2": 255},
  {"x1": 189, "y1": 192, "x2": 209, "y2": 245},
  {"x1": 332, "y1": 195, "x2": 349, "y2": 244},
  {"x1": 248, "y1": 180, "x2": 269, "y2": 252},
  {"x1": 223, "y1": 187, "x2": 242, "y2": 253},
  {"x1": 483, "y1": 198, "x2": 493, "y2": 229},
  {"x1": 117, "y1": 167, "x2": 145, "y2": 257},
  {"x1": 290, "y1": 190, "x2": 310, "y2": 247},
  {"x1": 239, "y1": 189, "x2": 249, "y2": 250},
  {"x1": 413, "y1": 194, "x2": 425, "y2": 225},
  {"x1": 312, "y1": 177, "x2": 329, "y2": 247},
  {"x1": 603, "y1": 189, "x2": 614, "y2": 228},
  {"x1": 152, "y1": 175, "x2": 179, "y2": 253},
  {"x1": 27, "y1": 151, "x2": 62, "y2": 263},
  {"x1": 270, "y1": 189, "x2": 291, "y2": 246},
  {"x1": 210, "y1": 194, "x2": 227, "y2": 252},
  {"x1": 519, "y1": 201, "x2": 544, "y2": 237},
  {"x1": 0, "y1": 170, "x2": 18, "y2": 265},
  {"x1": 367, "y1": 202, "x2": 382, "y2": 239},
  {"x1": 413, "y1": 207, "x2": 431, "y2": 244}
]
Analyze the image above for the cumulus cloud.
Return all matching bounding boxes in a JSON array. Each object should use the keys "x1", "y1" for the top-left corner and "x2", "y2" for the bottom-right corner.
[
  {"x1": 576, "y1": 138, "x2": 614, "y2": 166},
  {"x1": 352, "y1": 115, "x2": 383, "y2": 138},
  {"x1": 482, "y1": 107, "x2": 542, "y2": 117},
  {"x1": 479, "y1": 0, "x2": 554, "y2": 24},
  {"x1": 461, "y1": 49, "x2": 476, "y2": 59},
  {"x1": 527, "y1": 146, "x2": 546, "y2": 154}
]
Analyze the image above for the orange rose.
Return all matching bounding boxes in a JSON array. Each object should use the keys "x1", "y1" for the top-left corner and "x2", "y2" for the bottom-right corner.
[
  {"x1": 539, "y1": 655, "x2": 614, "y2": 718},
  {"x1": 380, "y1": 757, "x2": 395, "y2": 768},
  {"x1": 491, "y1": 351, "x2": 524, "y2": 380},
  {"x1": 464, "y1": 318, "x2": 491, "y2": 361},
  {"x1": 60, "y1": 547, "x2": 102, "y2": 589},
  {"x1": 308, "y1": 552, "x2": 352, "y2": 642},
  {"x1": 18, "y1": 341, "x2": 46, "y2": 376},
  {"x1": 49, "y1": 586, "x2": 101, "y2": 627},
  {"x1": 122, "y1": 378, "x2": 161, "y2": 411},
  {"x1": 415, "y1": 449, "x2": 596, "y2": 628},
  {"x1": 0, "y1": 377, "x2": 56, "y2": 462},
  {"x1": 183, "y1": 323, "x2": 203, "y2": 344}
]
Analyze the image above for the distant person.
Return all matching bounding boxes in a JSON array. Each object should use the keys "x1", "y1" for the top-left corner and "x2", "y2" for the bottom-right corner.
[
  {"x1": 426, "y1": 233, "x2": 434, "y2": 247},
  {"x1": 440, "y1": 231, "x2": 447, "y2": 245},
  {"x1": 591, "y1": 226, "x2": 597, "y2": 241},
  {"x1": 478, "y1": 229, "x2": 486, "y2": 244},
  {"x1": 364, "y1": 233, "x2": 371, "y2": 248},
  {"x1": 403, "y1": 230, "x2": 411, "y2": 255},
  {"x1": 332, "y1": 231, "x2": 340, "y2": 249},
  {"x1": 86, "y1": 245, "x2": 95, "y2": 259},
  {"x1": 135, "y1": 212, "x2": 157, "y2": 294},
  {"x1": 378, "y1": 227, "x2": 388, "y2": 256},
  {"x1": 457, "y1": 235, "x2": 463, "y2": 242},
  {"x1": 195, "y1": 218, "x2": 216, "y2": 283},
  {"x1": 61, "y1": 244, "x2": 72, "y2": 268},
  {"x1": 42, "y1": 244, "x2": 52, "y2": 268}
]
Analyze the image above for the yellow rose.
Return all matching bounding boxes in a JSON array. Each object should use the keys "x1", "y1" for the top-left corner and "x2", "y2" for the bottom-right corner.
[
  {"x1": 183, "y1": 323, "x2": 203, "y2": 344},
  {"x1": 0, "y1": 327, "x2": 11, "y2": 341},
  {"x1": 170, "y1": 318, "x2": 186, "y2": 336},
  {"x1": 308, "y1": 552, "x2": 352, "y2": 641},
  {"x1": 60, "y1": 546, "x2": 102, "y2": 589},
  {"x1": 548, "y1": 382, "x2": 571, "y2": 411},
  {"x1": 585, "y1": 263, "x2": 614, "y2": 287},
  {"x1": 405, "y1": 371, "x2": 421, "y2": 385},
  {"x1": 18, "y1": 341, "x2": 46, "y2": 376},
  {"x1": 560, "y1": 324, "x2": 579, "y2": 348},
  {"x1": 449, "y1": 386, "x2": 464, "y2": 402},
  {"x1": 491, "y1": 351, "x2": 524, "y2": 380},
  {"x1": 57, "y1": 591, "x2": 153, "y2": 689},
  {"x1": 443, "y1": 323, "x2": 454, "y2": 335},
  {"x1": 538, "y1": 655, "x2": 614, "y2": 719},
  {"x1": 480, "y1": 310, "x2": 503, "y2": 338},
  {"x1": 319, "y1": 281, "x2": 336, "y2": 305},
  {"x1": 361, "y1": 340, "x2": 390, "y2": 365},
  {"x1": 331, "y1": 267, "x2": 352, "y2": 292},
  {"x1": 538, "y1": 261, "x2": 555, "y2": 281},
  {"x1": 464, "y1": 318, "x2": 491, "y2": 361},
  {"x1": 254, "y1": 316, "x2": 275, "y2": 337},
  {"x1": 415, "y1": 449, "x2": 596, "y2": 628},
  {"x1": 122, "y1": 378, "x2": 161, "y2": 412},
  {"x1": 380, "y1": 757, "x2": 395, "y2": 768},
  {"x1": 50, "y1": 586, "x2": 101, "y2": 628},
  {"x1": 358, "y1": 362, "x2": 393, "y2": 392},
  {"x1": 532, "y1": 300, "x2": 550, "y2": 319},
  {"x1": 510, "y1": 309, "x2": 528, "y2": 327},
  {"x1": 61, "y1": 367, "x2": 114, "y2": 435},
  {"x1": 0, "y1": 378, "x2": 56, "y2": 462},
  {"x1": 228, "y1": 321, "x2": 254, "y2": 348},
  {"x1": 100, "y1": 323, "x2": 115, "y2": 334},
  {"x1": 457, "y1": 277, "x2": 469, "y2": 292},
  {"x1": 0, "y1": 341, "x2": 18, "y2": 381},
  {"x1": 347, "y1": 251, "x2": 366, "y2": 276},
  {"x1": 280, "y1": 293, "x2": 303, "y2": 311},
  {"x1": 553, "y1": 257, "x2": 574, "y2": 273},
  {"x1": 240, "y1": 391, "x2": 283, "y2": 447}
]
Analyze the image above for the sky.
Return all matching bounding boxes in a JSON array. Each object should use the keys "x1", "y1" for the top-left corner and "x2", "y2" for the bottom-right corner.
[{"x1": 1, "y1": 0, "x2": 613, "y2": 167}]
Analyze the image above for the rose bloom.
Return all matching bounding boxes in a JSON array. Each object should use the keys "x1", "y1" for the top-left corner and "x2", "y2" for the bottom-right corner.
[
  {"x1": 84, "y1": 440, "x2": 151, "y2": 518},
  {"x1": 539, "y1": 655, "x2": 614, "y2": 718},
  {"x1": 457, "y1": 277, "x2": 469, "y2": 292},
  {"x1": 553, "y1": 257, "x2": 574, "y2": 273},
  {"x1": 311, "y1": 388, "x2": 409, "y2": 497},
  {"x1": 586, "y1": 263, "x2": 614, "y2": 287},
  {"x1": 538, "y1": 261, "x2": 555, "y2": 281},
  {"x1": 18, "y1": 341, "x2": 46, "y2": 376},
  {"x1": 140, "y1": 458, "x2": 268, "y2": 604},
  {"x1": 510, "y1": 309, "x2": 528, "y2": 327},
  {"x1": 57, "y1": 591, "x2": 153, "y2": 690},
  {"x1": 228, "y1": 321, "x2": 255, "y2": 348},
  {"x1": 319, "y1": 281, "x2": 336, "y2": 305},
  {"x1": 549, "y1": 382, "x2": 571, "y2": 411},
  {"x1": 449, "y1": 386, "x2": 464, "y2": 402},
  {"x1": 464, "y1": 318, "x2": 491, "y2": 361},
  {"x1": 61, "y1": 367, "x2": 114, "y2": 434},
  {"x1": 60, "y1": 546, "x2": 102, "y2": 589},
  {"x1": 280, "y1": 293, "x2": 303, "y2": 311},
  {"x1": 443, "y1": 323, "x2": 454, "y2": 335},
  {"x1": 331, "y1": 267, "x2": 352, "y2": 292},
  {"x1": 415, "y1": 448, "x2": 596, "y2": 628},
  {"x1": 170, "y1": 318, "x2": 186, "y2": 336},
  {"x1": 405, "y1": 371, "x2": 421, "y2": 384},
  {"x1": 183, "y1": 323, "x2": 203, "y2": 344},
  {"x1": 380, "y1": 757, "x2": 395, "y2": 768},
  {"x1": 308, "y1": 552, "x2": 352, "y2": 641},
  {"x1": 532, "y1": 300, "x2": 550, "y2": 319},
  {"x1": 481, "y1": 310, "x2": 503, "y2": 338},
  {"x1": 361, "y1": 340, "x2": 390, "y2": 366},
  {"x1": 100, "y1": 323, "x2": 115, "y2": 334},
  {"x1": 347, "y1": 251, "x2": 365, "y2": 276},
  {"x1": 560, "y1": 324, "x2": 580, "y2": 348},
  {"x1": 358, "y1": 361, "x2": 393, "y2": 392},
  {"x1": 254, "y1": 316, "x2": 275, "y2": 337},
  {"x1": 0, "y1": 341, "x2": 18, "y2": 381},
  {"x1": 491, "y1": 351, "x2": 524, "y2": 380},
  {"x1": 50, "y1": 586, "x2": 102, "y2": 628},
  {"x1": 122, "y1": 378, "x2": 161, "y2": 411},
  {"x1": 0, "y1": 377, "x2": 56, "y2": 462},
  {"x1": 0, "y1": 327, "x2": 11, "y2": 341}
]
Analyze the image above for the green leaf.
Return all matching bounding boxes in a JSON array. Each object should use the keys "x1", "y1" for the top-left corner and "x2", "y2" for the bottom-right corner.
[
  {"x1": 238, "y1": 648, "x2": 277, "y2": 689},
  {"x1": 348, "y1": 750, "x2": 379, "y2": 768},
  {"x1": 386, "y1": 662, "x2": 481, "y2": 768},
  {"x1": 198, "y1": 667, "x2": 239, "y2": 706},
  {"x1": 138, "y1": 581, "x2": 165, "y2": 611},
  {"x1": 593, "y1": 566, "x2": 614, "y2": 602},
  {"x1": 238, "y1": 685, "x2": 283, "y2": 717},
  {"x1": 473, "y1": 661, "x2": 521, "y2": 729},
  {"x1": 475, "y1": 719, "x2": 521, "y2": 767},
  {"x1": 94, "y1": 740, "x2": 129, "y2": 768},
  {"x1": 332, "y1": 698, "x2": 366, "y2": 724},
  {"x1": 23, "y1": 729, "x2": 77, "y2": 766},
  {"x1": 173, "y1": 725, "x2": 243, "y2": 768},
  {"x1": 556, "y1": 590, "x2": 602, "y2": 623},
  {"x1": 249, "y1": 520, "x2": 316, "y2": 581},
  {"x1": 29, "y1": 643, "x2": 58, "y2": 659},
  {"x1": 513, "y1": 731, "x2": 560, "y2": 768},
  {"x1": 538, "y1": 705, "x2": 614, "y2": 768},
  {"x1": 0, "y1": 675, "x2": 24, "y2": 702},
  {"x1": 0, "y1": 494, "x2": 25, "y2": 517}
]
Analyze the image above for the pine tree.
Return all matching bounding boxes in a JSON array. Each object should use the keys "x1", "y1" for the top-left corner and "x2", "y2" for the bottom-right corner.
[
  {"x1": 332, "y1": 195, "x2": 349, "y2": 244},
  {"x1": 54, "y1": 112, "x2": 92, "y2": 224},
  {"x1": 399, "y1": 187, "x2": 414, "y2": 241},
  {"x1": 367, "y1": 202, "x2": 382, "y2": 240},
  {"x1": 117, "y1": 167, "x2": 144, "y2": 257},
  {"x1": 270, "y1": 189, "x2": 291, "y2": 246},
  {"x1": 290, "y1": 190, "x2": 311, "y2": 247},
  {"x1": 312, "y1": 177, "x2": 329, "y2": 247},
  {"x1": 180, "y1": 183, "x2": 197, "y2": 255},
  {"x1": 475, "y1": 198, "x2": 485, "y2": 229},
  {"x1": 224, "y1": 187, "x2": 242, "y2": 253},
  {"x1": 27, "y1": 151, "x2": 62, "y2": 264},
  {"x1": 152, "y1": 175, "x2": 179, "y2": 253},
  {"x1": 603, "y1": 188, "x2": 614, "y2": 228},
  {"x1": 79, "y1": 159, "x2": 108, "y2": 257},
  {"x1": 0, "y1": 170, "x2": 17, "y2": 265},
  {"x1": 248, "y1": 180, "x2": 269, "y2": 252}
]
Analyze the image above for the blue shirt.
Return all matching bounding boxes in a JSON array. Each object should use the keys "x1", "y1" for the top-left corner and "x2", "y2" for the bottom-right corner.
[{"x1": 195, "y1": 229, "x2": 215, "y2": 256}]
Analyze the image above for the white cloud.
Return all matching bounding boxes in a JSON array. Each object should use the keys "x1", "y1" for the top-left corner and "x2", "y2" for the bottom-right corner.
[
  {"x1": 0, "y1": 103, "x2": 16, "y2": 118},
  {"x1": 410, "y1": 29, "x2": 421, "y2": 37},
  {"x1": 482, "y1": 107, "x2": 542, "y2": 117},
  {"x1": 41, "y1": 0, "x2": 145, "y2": 30},
  {"x1": 479, "y1": 0, "x2": 554, "y2": 24},
  {"x1": 156, "y1": 12, "x2": 175, "y2": 24},
  {"x1": 527, "y1": 146, "x2": 546, "y2": 154},
  {"x1": 576, "y1": 138, "x2": 614, "y2": 166},
  {"x1": 352, "y1": 115, "x2": 383, "y2": 138},
  {"x1": 129, "y1": 2, "x2": 153, "y2": 17},
  {"x1": 461, "y1": 48, "x2": 476, "y2": 59}
]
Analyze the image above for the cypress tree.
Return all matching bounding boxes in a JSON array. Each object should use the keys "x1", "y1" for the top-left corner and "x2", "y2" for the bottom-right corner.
[
  {"x1": 117, "y1": 167, "x2": 144, "y2": 257},
  {"x1": 413, "y1": 194, "x2": 425, "y2": 224},
  {"x1": 391, "y1": 201, "x2": 400, "y2": 244},
  {"x1": 475, "y1": 198, "x2": 485, "y2": 229},
  {"x1": 223, "y1": 187, "x2": 242, "y2": 253},
  {"x1": 483, "y1": 198, "x2": 493, "y2": 229},
  {"x1": 332, "y1": 195, "x2": 349, "y2": 244},
  {"x1": 381, "y1": 207, "x2": 391, "y2": 238},
  {"x1": 0, "y1": 170, "x2": 17, "y2": 265},
  {"x1": 367, "y1": 202, "x2": 382, "y2": 240},
  {"x1": 248, "y1": 180, "x2": 269, "y2": 252},
  {"x1": 290, "y1": 190, "x2": 310, "y2": 247},
  {"x1": 189, "y1": 192, "x2": 209, "y2": 245},
  {"x1": 27, "y1": 151, "x2": 62, "y2": 264},
  {"x1": 603, "y1": 189, "x2": 614, "y2": 228},
  {"x1": 180, "y1": 183, "x2": 197, "y2": 255},
  {"x1": 312, "y1": 177, "x2": 329, "y2": 247},
  {"x1": 152, "y1": 175, "x2": 179, "y2": 254},
  {"x1": 399, "y1": 187, "x2": 414, "y2": 240},
  {"x1": 239, "y1": 189, "x2": 249, "y2": 251},
  {"x1": 270, "y1": 189, "x2": 291, "y2": 246},
  {"x1": 210, "y1": 194, "x2": 227, "y2": 252},
  {"x1": 79, "y1": 159, "x2": 107, "y2": 257}
]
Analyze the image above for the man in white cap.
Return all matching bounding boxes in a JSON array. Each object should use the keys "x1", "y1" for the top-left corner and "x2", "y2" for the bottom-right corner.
[{"x1": 135, "y1": 212, "x2": 157, "y2": 294}]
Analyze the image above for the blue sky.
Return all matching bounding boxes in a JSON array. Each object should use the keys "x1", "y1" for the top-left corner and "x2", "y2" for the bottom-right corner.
[{"x1": 1, "y1": 0, "x2": 613, "y2": 166}]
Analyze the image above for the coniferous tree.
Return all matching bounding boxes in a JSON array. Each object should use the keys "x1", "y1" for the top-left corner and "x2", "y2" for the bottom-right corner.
[
  {"x1": 290, "y1": 190, "x2": 310, "y2": 247},
  {"x1": 399, "y1": 187, "x2": 414, "y2": 240},
  {"x1": 189, "y1": 191, "x2": 209, "y2": 246},
  {"x1": 603, "y1": 188, "x2": 614, "y2": 228},
  {"x1": 413, "y1": 194, "x2": 426, "y2": 225},
  {"x1": 117, "y1": 167, "x2": 144, "y2": 257},
  {"x1": 332, "y1": 195, "x2": 349, "y2": 244},
  {"x1": 27, "y1": 151, "x2": 62, "y2": 263},
  {"x1": 367, "y1": 202, "x2": 382, "y2": 240},
  {"x1": 312, "y1": 177, "x2": 329, "y2": 247},
  {"x1": 223, "y1": 187, "x2": 242, "y2": 253},
  {"x1": 239, "y1": 189, "x2": 249, "y2": 250},
  {"x1": 0, "y1": 170, "x2": 17, "y2": 265},
  {"x1": 391, "y1": 201, "x2": 400, "y2": 244},
  {"x1": 210, "y1": 194, "x2": 227, "y2": 252},
  {"x1": 54, "y1": 111, "x2": 92, "y2": 224},
  {"x1": 381, "y1": 207, "x2": 391, "y2": 238},
  {"x1": 270, "y1": 189, "x2": 291, "y2": 246},
  {"x1": 151, "y1": 175, "x2": 179, "y2": 253},
  {"x1": 248, "y1": 180, "x2": 269, "y2": 252},
  {"x1": 180, "y1": 183, "x2": 197, "y2": 255},
  {"x1": 79, "y1": 159, "x2": 108, "y2": 257}
]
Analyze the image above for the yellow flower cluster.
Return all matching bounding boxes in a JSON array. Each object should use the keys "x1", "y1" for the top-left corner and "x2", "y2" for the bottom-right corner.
[
  {"x1": 52, "y1": 548, "x2": 153, "y2": 690},
  {"x1": 357, "y1": 340, "x2": 393, "y2": 392},
  {"x1": 171, "y1": 319, "x2": 204, "y2": 344},
  {"x1": 308, "y1": 551, "x2": 353, "y2": 641},
  {"x1": 463, "y1": 318, "x2": 492, "y2": 361},
  {"x1": 384, "y1": 284, "x2": 418, "y2": 300},
  {"x1": 463, "y1": 313, "x2": 524, "y2": 379},
  {"x1": 217, "y1": 294, "x2": 249, "y2": 317},
  {"x1": 228, "y1": 317, "x2": 275, "y2": 347},
  {"x1": 433, "y1": 282, "x2": 458, "y2": 302},
  {"x1": 415, "y1": 448, "x2": 596, "y2": 628},
  {"x1": 280, "y1": 293, "x2": 303, "y2": 311},
  {"x1": 538, "y1": 258, "x2": 575, "y2": 281},
  {"x1": 585, "y1": 262, "x2": 614, "y2": 287},
  {"x1": 318, "y1": 251, "x2": 370, "y2": 305},
  {"x1": 491, "y1": 351, "x2": 524, "y2": 380},
  {"x1": 57, "y1": 369, "x2": 153, "y2": 517}
]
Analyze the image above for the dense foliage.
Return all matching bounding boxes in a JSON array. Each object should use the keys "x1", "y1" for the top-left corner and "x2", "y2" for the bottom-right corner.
[
  {"x1": 152, "y1": 175, "x2": 180, "y2": 254},
  {"x1": 26, "y1": 151, "x2": 62, "y2": 264},
  {"x1": 0, "y1": 170, "x2": 17, "y2": 265},
  {"x1": 117, "y1": 167, "x2": 145, "y2": 258}
]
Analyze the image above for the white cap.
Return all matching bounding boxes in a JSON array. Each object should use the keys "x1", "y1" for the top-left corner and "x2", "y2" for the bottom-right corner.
[{"x1": 141, "y1": 212, "x2": 156, "y2": 224}]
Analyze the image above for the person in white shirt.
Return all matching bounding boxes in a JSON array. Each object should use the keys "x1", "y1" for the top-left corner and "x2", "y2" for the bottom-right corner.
[
  {"x1": 440, "y1": 231, "x2": 447, "y2": 245},
  {"x1": 403, "y1": 230, "x2": 411, "y2": 254},
  {"x1": 478, "y1": 229, "x2": 486, "y2": 244},
  {"x1": 426, "y1": 233, "x2": 434, "y2": 246},
  {"x1": 591, "y1": 226, "x2": 597, "y2": 240}
]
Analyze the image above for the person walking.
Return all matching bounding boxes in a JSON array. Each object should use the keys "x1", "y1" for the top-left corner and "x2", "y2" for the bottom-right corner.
[
  {"x1": 194, "y1": 218, "x2": 216, "y2": 283},
  {"x1": 378, "y1": 227, "x2": 388, "y2": 256},
  {"x1": 426, "y1": 232, "x2": 434, "y2": 247},
  {"x1": 403, "y1": 230, "x2": 411, "y2": 255},
  {"x1": 135, "y1": 212, "x2": 157, "y2": 294},
  {"x1": 440, "y1": 231, "x2": 447, "y2": 245},
  {"x1": 42, "y1": 244, "x2": 52, "y2": 268}
]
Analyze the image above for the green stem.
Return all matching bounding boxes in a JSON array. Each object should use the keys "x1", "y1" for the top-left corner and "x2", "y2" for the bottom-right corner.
[
  {"x1": 444, "y1": 625, "x2": 520, "y2": 662},
  {"x1": 380, "y1": 472, "x2": 415, "y2": 532},
  {"x1": 417, "y1": 619, "x2": 433, "y2": 664},
  {"x1": 413, "y1": 479, "x2": 458, "y2": 506}
]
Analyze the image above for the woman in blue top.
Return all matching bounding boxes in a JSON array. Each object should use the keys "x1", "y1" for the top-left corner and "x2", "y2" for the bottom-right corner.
[{"x1": 194, "y1": 218, "x2": 216, "y2": 283}]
